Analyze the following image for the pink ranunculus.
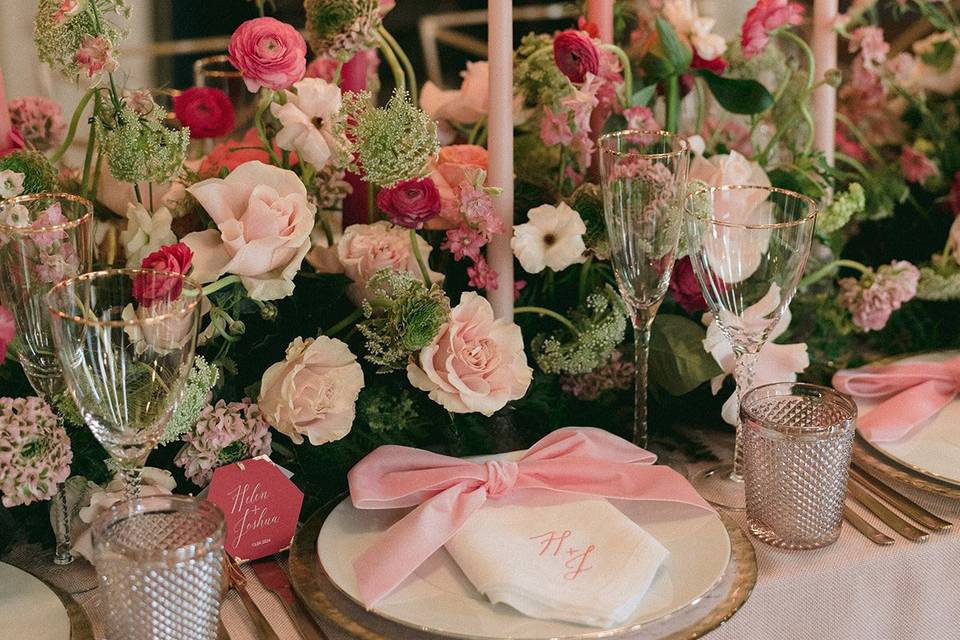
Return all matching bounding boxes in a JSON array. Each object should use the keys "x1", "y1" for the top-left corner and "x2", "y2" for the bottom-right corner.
[
  {"x1": 259, "y1": 336, "x2": 364, "y2": 445},
  {"x1": 173, "y1": 87, "x2": 236, "y2": 139},
  {"x1": 228, "y1": 17, "x2": 307, "y2": 92},
  {"x1": 134, "y1": 243, "x2": 194, "y2": 307},
  {"x1": 336, "y1": 221, "x2": 442, "y2": 300},
  {"x1": 741, "y1": 0, "x2": 805, "y2": 59},
  {"x1": 74, "y1": 35, "x2": 118, "y2": 78},
  {"x1": 376, "y1": 177, "x2": 442, "y2": 229},
  {"x1": 900, "y1": 147, "x2": 939, "y2": 184},
  {"x1": 420, "y1": 61, "x2": 490, "y2": 125},
  {"x1": 182, "y1": 161, "x2": 315, "y2": 301},
  {"x1": 426, "y1": 144, "x2": 489, "y2": 224},
  {"x1": 669, "y1": 257, "x2": 708, "y2": 313},
  {"x1": 0, "y1": 305, "x2": 14, "y2": 362},
  {"x1": 553, "y1": 30, "x2": 600, "y2": 84},
  {"x1": 407, "y1": 291, "x2": 532, "y2": 415}
]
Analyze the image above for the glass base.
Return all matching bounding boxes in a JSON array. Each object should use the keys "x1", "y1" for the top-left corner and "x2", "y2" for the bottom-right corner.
[
  {"x1": 691, "y1": 463, "x2": 746, "y2": 511},
  {"x1": 53, "y1": 549, "x2": 74, "y2": 566}
]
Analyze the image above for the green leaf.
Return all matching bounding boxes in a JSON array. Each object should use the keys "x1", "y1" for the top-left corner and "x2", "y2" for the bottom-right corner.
[
  {"x1": 649, "y1": 314, "x2": 722, "y2": 396},
  {"x1": 630, "y1": 84, "x2": 658, "y2": 107},
  {"x1": 698, "y1": 71, "x2": 774, "y2": 115},
  {"x1": 655, "y1": 16, "x2": 692, "y2": 74},
  {"x1": 921, "y1": 40, "x2": 956, "y2": 73},
  {"x1": 640, "y1": 52, "x2": 673, "y2": 80}
]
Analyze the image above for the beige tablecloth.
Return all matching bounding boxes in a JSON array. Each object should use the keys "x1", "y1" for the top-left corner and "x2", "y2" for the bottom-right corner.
[{"x1": 7, "y1": 465, "x2": 960, "y2": 640}]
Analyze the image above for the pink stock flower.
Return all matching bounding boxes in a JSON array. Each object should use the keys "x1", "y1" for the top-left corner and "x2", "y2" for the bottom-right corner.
[
  {"x1": 900, "y1": 147, "x2": 939, "y2": 184},
  {"x1": 849, "y1": 26, "x2": 889, "y2": 70},
  {"x1": 74, "y1": 35, "x2": 117, "y2": 78},
  {"x1": 407, "y1": 291, "x2": 532, "y2": 415},
  {"x1": 0, "y1": 305, "x2": 13, "y2": 362},
  {"x1": 0, "y1": 397, "x2": 72, "y2": 508},
  {"x1": 228, "y1": 17, "x2": 307, "y2": 92},
  {"x1": 540, "y1": 105, "x2": 574, "y2": 146},
  {"x1": 560, "y1": 350, "x2": 635, "y2": 400},
  {"x1": 173, "y1": 87, "x2": 236, "y2": 139},
  {"x1": 8, "y1": 97, "x2": 66, "y2": 152},
  {"x1": 458, "y1": 183, "x2": 502, "y2": 238},
  {"x1": 514, "y1": 279, "x2": 527, "y2": 301},
  {"x1": 134, "y1": 243, "x2": 194, "y2": 307},
  {"x1": 623, "y1": 106, "x2": 659, "y2": 131},
  {"x1": 442, "y1": 226, "x2": 485, "y2": 262},
  {"x1": 467, "y1": 256, "x2": 499, "y2": 291},
  {"x1": 376, "y1": 177, "x2": 442, "y2": 229},
  {"x1": 838, "y1": 261, "x2": 920, "y2": 332},
  {"x1": 553, "y1": 30, "x2": 600, "y2": 84},
  {"x1": 669, "y1": 257, "x2": 708, "y2": 313},
  {"x1": 741, "y1": 0, "x2": 805, "y2": 59}
]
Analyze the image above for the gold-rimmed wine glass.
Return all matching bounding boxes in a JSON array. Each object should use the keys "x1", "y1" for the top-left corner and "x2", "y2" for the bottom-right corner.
[
  {"x1": 47, "y1": 269, "x2": 202, "y2": 499},
  {"x1": 193, "y1": 54, "x2": 259, "y2": 138},
  {"x1": 684, "y1": 185, "x2": 818, "y2": 510},
  {"x1": 0, "y1": 192, "x2": 93, "y2": 565}
]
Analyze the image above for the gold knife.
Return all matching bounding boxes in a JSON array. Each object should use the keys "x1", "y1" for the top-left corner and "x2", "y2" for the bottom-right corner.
[
  {"x1": 847, "y1": 480, "x2": 929, "y2": 542},
  {"x1": 226, "y1": 555, "x2": 283, "y2": 640},
  {"x1": 252, "y1": 558, "x2": 329, "y2": 640},
  {"x1": 850, "y1": 463, "x2": 952, "y2": 531},
  {"x1": 843, "y1": 504, "x2": 894, "y2": 545}
]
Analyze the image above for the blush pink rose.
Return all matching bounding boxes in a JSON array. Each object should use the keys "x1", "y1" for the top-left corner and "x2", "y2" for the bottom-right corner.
[
  {"x1": 407, "y1": 291, "x2": 532, "y2": 415},
  {"x1": 258, "y1": 336, "x2": 364, "y2": 445},
  {"x1": 376, "y1": 177, "x2": 441, "y2": 229},
  {"x1": 553, "y1": 30, "x2": 600, "y2": 84},
  {"x1": 420, "y1": 61, "x2": 490, "y2": 125},
  {"x1": 0, "y1": 305, "x2": 14, "y2": 362},
  {"x1": 427, "y1": 145, "x2": 489, "y2": 225},
  {"x1": 182, "y1": 161, "x2": 315, "y2": 301},
  {"x1": 228, "y1": 17, "x2": 307, "y2": 92},
  {"x1": 336, "y1": 221, "x2": 442, "y2": 301}
]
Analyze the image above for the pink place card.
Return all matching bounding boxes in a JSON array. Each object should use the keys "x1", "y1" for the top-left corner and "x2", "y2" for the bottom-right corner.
[{"x1": 207, "y1": 456, "x2": 303, "y2": 562}]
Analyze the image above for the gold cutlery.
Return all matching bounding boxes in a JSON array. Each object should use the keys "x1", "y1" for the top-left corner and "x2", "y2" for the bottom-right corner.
[
  {"x1": 226, "y1": 555, "x2": 283, "y2": 640},
  {"x1": 843, "y1": 503, "x2": 894, "y2": 545},
  {"x1": 847, "y1": 480, "x2": 929, "y2": 542},
  {"x1": 850, "y1": 463, "x2": 952, "y2": 532},
  {"x1": 252, "y1": 557, "x2": 329, "y2": 640}
]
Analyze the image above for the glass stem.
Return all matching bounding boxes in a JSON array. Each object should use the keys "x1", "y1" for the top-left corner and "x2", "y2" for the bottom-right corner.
[
  {"x1": 633, "y1": 311, "x2": 654, "y2": 448},
  {"x1": 121, "y1": 467, "x2": 143, "y2": 501},
  {"x1": 731, "y1": 348, "x2": 760, "y2": 481},
  {"x1": 52, "y1": 483, "x2": 74, "y2": 565}
]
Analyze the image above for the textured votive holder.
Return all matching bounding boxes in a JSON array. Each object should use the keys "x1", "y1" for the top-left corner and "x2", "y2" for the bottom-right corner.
[{"x1": 742, "y1": 382, "x2": 857, "y2": 550}]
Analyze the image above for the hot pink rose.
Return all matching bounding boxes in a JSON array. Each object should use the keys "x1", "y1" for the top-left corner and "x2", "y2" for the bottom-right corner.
[
  {"x1": 134, "y1": 243, "x2": 194, "y2": 307},
  {"x1": 0, "y1": 305, "x2": 14, "y2": 362},
  {"x1": 228, "y1": 17, "x2": 307, "y2": 92},
  {"x1": 407, "y1": 291, "x2": 532, "y2": 415},
  {"x1": 427, "y1": 145, "x2": 489, "y2": 224},
  {"x1": 741, "y1": 0, "x2": 805, "y2": 59},
  {"x1": 669, "y1": 257, "x2": 708, "y2": 313},
  {"x1": 553, "y1": 30, "x2": 600, "y2": 84},
  {"x1": 336, "y1": 221, "x2": 442, "y2": 301},
  {"x1": 376, "y1": 177, "x2": 442, "y2": 229},
  {"x1": 173, "y1": 87, "x2": 236, "y2": 139},
  {"x1": 182, "y1": 161, "x2": 315, "y2": 301}
]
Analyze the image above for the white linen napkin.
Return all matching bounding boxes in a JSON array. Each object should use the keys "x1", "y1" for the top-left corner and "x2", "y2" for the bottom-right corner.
[{"x1": 444, "y1": 493, "x2": 669, "y2": 628}]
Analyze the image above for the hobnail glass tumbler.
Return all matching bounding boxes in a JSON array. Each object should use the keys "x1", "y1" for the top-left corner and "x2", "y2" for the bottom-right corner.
[
  {"x1": 742, "y1": 382, "x2": 857, "y2": 549},
  {"x1": 92, "y1": 495, "x2": 226, "y2": 640}
]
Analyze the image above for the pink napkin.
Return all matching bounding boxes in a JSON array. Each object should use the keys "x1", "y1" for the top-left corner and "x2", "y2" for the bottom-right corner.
[
  {"x1": 833, "y1": 356, "x2": 960, "y2": 442},
  {"x1": 346, "y1": 427, "x2": 713, "y2": 607}
]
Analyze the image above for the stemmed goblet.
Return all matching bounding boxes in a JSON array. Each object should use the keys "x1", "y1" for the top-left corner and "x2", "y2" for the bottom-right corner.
[
  {"x1": 684, "y1": 185, "x2": 818, "y2": 510},
  {"x1": 0, "y1": 193, "x2": 93, "y2": 565},
  {"x1": 599, "y1": 130, "x2": 690, "y2": 447},
  {"x1": 47, "y1": 269, "x2": 202, "y2": 499}
]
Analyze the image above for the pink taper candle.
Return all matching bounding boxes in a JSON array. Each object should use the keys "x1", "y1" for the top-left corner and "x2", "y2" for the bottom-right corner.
[
  {"x1": 587, "y1": 0, "x2": 615, "y2": 44},
  {"x1": 812, "y1": 0, "x2": 838, "y2": 166},
  {"x1": 0, "y1": 65, "x2": 12, "y2": 152},
  {"x1": 486, "y1": 1, "x2": 514, "y2": 320}
]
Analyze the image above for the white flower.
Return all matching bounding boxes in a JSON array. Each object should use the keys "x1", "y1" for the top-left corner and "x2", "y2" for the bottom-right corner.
[
  {"x1": 121, "y1": 204, "x2": 176, "y2": 267},
  {"x1": 0, "y1": 170, "x2": 25, "y2": 199},
  {"x1": 661, "y1": 0, "x2": 727, "y2": 61},
  {"x1": 703, "y1": 287, "x2": 809, "y2": 425},
  {"x1": 270, "y1": 78, "x2": 345, "y2": 169},
  {"x1": 512, "y1": 203, "x2": 587, "y2": 273}
]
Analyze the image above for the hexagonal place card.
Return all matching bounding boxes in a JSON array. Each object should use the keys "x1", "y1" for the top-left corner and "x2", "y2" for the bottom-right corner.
[{"x1": 207, "y1": 456, "x2": 304, "y2": 562}]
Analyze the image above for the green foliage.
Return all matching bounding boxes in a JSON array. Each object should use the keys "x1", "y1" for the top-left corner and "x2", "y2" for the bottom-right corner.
[
  {"x1": 654, "y1": 17, "x2": 691, "y2": 75},
  {"x1": 0, "y1": 151, "x2": 59, "y2": 194},
  {"x1": 648, "y1": 314, "x2": 721, "y2": 396},
  {"x1": 699, "y1": 71, "x2": 774, "y2": 115},
  {"x1": 567, "y1": 183, "x2": 609, "y2": 260}
]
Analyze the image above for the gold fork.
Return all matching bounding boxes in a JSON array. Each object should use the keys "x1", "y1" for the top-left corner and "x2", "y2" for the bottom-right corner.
[{"x1": 225, "y1": 555, "x2": 283, "y2": 640}]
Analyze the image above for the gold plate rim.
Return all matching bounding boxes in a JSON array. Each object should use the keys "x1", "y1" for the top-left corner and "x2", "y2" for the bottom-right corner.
[{"x1": 289, "y1": 496, "x2": 757, "y2": 640}]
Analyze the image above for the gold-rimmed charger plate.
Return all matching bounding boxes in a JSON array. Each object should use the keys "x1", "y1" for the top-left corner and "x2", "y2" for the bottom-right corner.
[
  {"x1": 0, "y1": 563, "x2": 94, "y2": 640},
  {"x1": 288, "y1": 496, "x2": 757, "y2": 640}
]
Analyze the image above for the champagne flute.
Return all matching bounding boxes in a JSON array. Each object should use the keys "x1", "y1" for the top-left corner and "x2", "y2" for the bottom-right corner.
[
  {"x1": 599, "y1": 130, "x2": 690, "y2": 447},
  {"x1": 47, "y1": 269, "x2": 202, "y2": 499},
  {"x1": 0, "y1": 193, "x2": 93, "y2": 565},
  {"x1": 684, "y1": 185, "x2": 817, "y2": 510}
]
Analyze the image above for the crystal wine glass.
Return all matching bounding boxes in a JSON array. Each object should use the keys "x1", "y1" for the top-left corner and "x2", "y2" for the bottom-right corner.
[
  {"x1": 193, "y1": 54, "x2": 257, "y2": 139},
  {"x1": 684, "y1": 185, "x2": 818, "y2": 510},
  {"x1": 47, "y1": 269, "x2": 202, "y2": 499},
  {"x1": 599, "y1": 130, "x2": 690, "y2": 447},
  {"x1": 0, "y1": 193, "x2": 93, "y2": 565}
]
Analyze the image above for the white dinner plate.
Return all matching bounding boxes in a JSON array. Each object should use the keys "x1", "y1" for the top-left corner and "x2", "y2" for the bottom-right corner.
[
  {"x1": 0, "y1": 562, "x2": 71, "y2": 640},
  {"x1": 316, "y1": 486, "x2": 730, "y2": 639},
  {"x1": 857, "y1": 351, "x2": 960, "y2": 487}
]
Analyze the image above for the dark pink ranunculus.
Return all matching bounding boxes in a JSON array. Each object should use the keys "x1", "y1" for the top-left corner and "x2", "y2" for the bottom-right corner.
[
  {"x1": 669, "y1": 257, "x2": 708, "y2": 313},
  {"x1": 134, "y1": 243, "x2": 194, "y2": 306},
  {"x1": 553, "y1": 30, "x2": 600, "y2": 84},
  {"x1": 173, "y1": 87, "x2": 236, "y2": 139},
  {"x1": 0, "y1": 304, "x2": 14, "y2": 362},
  {"x1": 228, "y1": 17, "x2": 307, "y2": 92},
  {"x1": 376, "y1": 177, "x2": 442, "y2": 229}
]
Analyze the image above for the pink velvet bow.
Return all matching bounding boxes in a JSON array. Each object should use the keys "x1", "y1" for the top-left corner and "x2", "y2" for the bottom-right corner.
[
  {"x1": 347, "y1": 427, "x2": 714, "y2": 606},
  {"x1": 832, "y1": 356, "x2": 960, "y2": 442}
]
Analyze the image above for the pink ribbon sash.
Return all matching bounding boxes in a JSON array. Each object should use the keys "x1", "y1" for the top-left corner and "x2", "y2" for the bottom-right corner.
[
  {"x1": 347, "y1": 427, "x2": 713, "y2": 606},
  {"x1": 832, "y1": 356, "x2": 960, "y2": 442}
]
